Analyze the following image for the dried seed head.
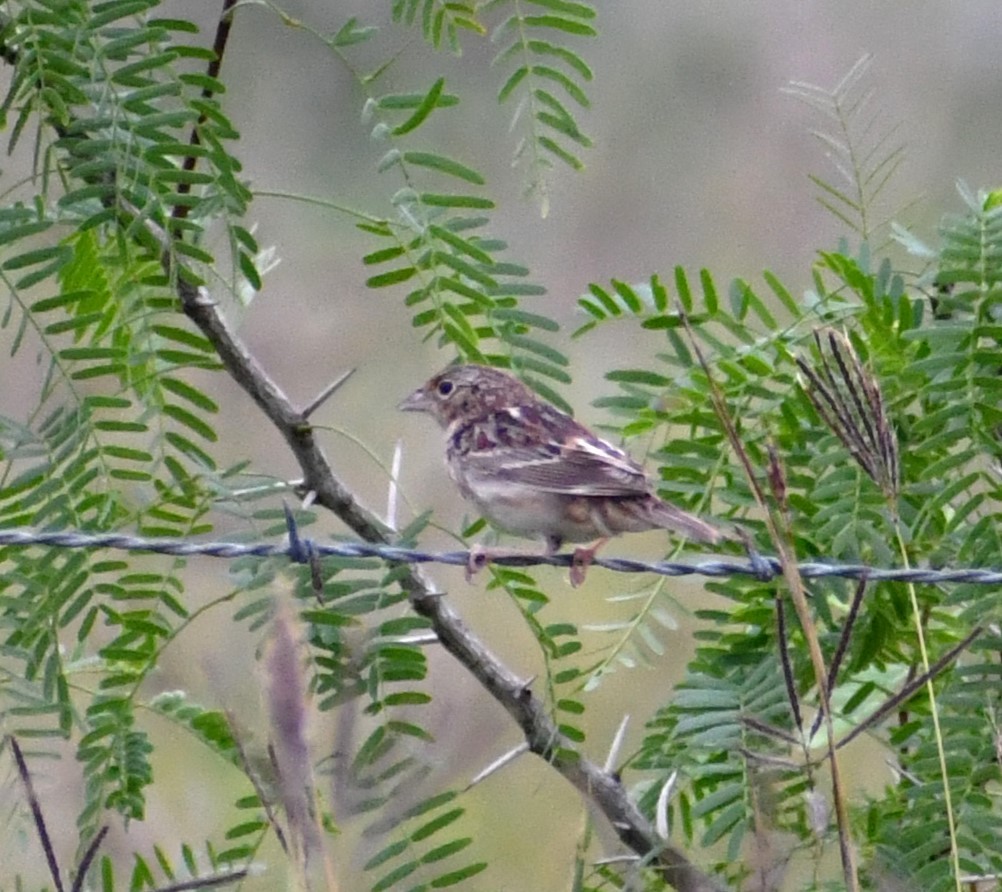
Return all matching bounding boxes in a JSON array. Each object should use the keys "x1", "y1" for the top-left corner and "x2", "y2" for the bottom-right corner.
[{"x1": 796, "y1": 328, "x2": 899, "y2": 502}]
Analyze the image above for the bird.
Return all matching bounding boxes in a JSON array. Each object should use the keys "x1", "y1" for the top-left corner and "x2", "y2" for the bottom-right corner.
[{"x1": 399, "y1": 363, "x2": 722, "y2": 586}]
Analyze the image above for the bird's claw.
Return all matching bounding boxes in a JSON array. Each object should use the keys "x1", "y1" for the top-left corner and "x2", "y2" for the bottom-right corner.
[
  {"x1": 466, "y1": 544, "x2": 491, "y2": 583},
  {"x1": 569, "y1": 537, "x2": 608, "y2": 587},
  {"x1": 570, "y1": 546, "x2": 594, "y2": 587}
]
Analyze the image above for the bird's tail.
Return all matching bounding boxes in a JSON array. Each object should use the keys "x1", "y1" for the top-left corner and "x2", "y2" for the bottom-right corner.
[{"x1": 648, "y1": 500, "x2": 721, "y2": 544}]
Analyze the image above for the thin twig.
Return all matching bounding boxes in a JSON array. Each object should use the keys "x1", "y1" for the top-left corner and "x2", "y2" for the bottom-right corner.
[
  {"x1": 774, "y1": 594, "x2": 804, "y2": 737},
  {"x1": 7, "y1": 735, "x2": 64, "y2": 892},
  {"x1": 836, "y1": 627, "x2": 982, "y2": 750},
  {"x1": 227, "y1": 712, "x2": 289, "y2": 855},
  {"x1": 148, "y1": 870, "x2": 249, "y2": 892},
  {"x1": 302, "y1": 367, "x2": 357, "y2": 420},
  {"x1": 71, "y1": 826, "x2": 109, "y2": 892},
  {"x1": 810, "y1": 575, "x2": 870, "y2": 740},
  {"x1": 172, "y1": 0, "x2": 238, "y2": 225}
]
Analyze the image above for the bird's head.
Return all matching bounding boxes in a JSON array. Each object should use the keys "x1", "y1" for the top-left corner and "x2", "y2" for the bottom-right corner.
[{"x1": 399, "y1": 364, "x2": 533, "y2": 428}]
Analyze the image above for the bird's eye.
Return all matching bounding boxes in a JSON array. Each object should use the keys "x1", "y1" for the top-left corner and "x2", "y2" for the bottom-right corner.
[{"x1": 437, "y1": 380, "x2": 454, "y2": 397}]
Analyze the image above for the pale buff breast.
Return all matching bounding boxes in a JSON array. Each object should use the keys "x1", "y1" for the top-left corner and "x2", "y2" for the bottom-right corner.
[{"x1": 448, "y1": 469, "x2": 591, "y2": 542}]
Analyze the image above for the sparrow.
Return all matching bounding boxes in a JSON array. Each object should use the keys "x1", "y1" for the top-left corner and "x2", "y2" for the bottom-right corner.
[{"x1": 399, "y1": 363, "x2": 722, "y2": 585}]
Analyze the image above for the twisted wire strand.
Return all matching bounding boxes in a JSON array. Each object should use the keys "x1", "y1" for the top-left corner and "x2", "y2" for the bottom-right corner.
[{"x1": 1, "y1": 527, "x2": 1001, "y2": 585}]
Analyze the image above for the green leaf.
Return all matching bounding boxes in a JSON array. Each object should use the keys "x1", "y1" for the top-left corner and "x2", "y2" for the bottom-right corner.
[
  {"x1": 411, "y1": 807, "x2": 463, "y2": 841},
  {"x1": 443, "y1": 323, "x2": 484, "y2": 360},
  {"x1": 0, "y1": 219, "x2": 52, "y2": 246},
  {"x1": 428, "y1": 225, "x2": 494, "y2": 266},
  {"x1": 498, "y1": 66, "x2": 529, "y2": 103},
  {"x1": 674, "y1": 266, "x2": 693, "y2": 311},
  {"x1": 365, "y1": 838, "x2": 410, "y2": 871},
  {"x1": 160, "y1": 376, "x2": 219, "y2": 413},
  {"x1": 332, "y1": 16, "x2": 378, "y2": 46},
  {"x1": 422, "y1": 837, "x2": 472, "y2": 864},
  {"x1": 587, "y1": 283, "x2": 621, "y2": 316},
  {"x1": 162, "y1": 402, "x2": 217, "y2": 440},
  {"x1": 164, "y1": 431, "x2": 217, "y2": 469},
  {"x1": 525, "y1": 0, "x2": 596, "y2": 17},
  {"x1": 59, "y1": 347, "x2": 125, "y2": 362},
  {"x1": 2, "y1": 244, "x2": 69, "y2": 271},
  {"x1": 377, "y1": 91, "x2": 459, "y2": 111},
  {"x1": 523, "y1": 15, "x2": 597, "y2": 37},
  {"x1": 403, "y1": 152, "x2": 485, "y2": 185},
  {"x1": 372, "y1": 860, "x2": 419, "y2": 892},
  {"x1": 441, "y1": 301, "x2": 477, "y2": 337},
  {"x1": 699, "y1": 268, "x2": 719, "y2": 314},
  {"x1": 238, "y1": 250, "x2": 262, "y2": 291},
  {"x1": 763, "y1": 269, "x2": 798, "y2": 315},
  {"x1": 152, "y1": 325, "x2": 214, "y2": 353},
  {"x1": 364, "y1": 245, "x2": 406, "y2": 265},
  {"x1": 650, "y1": 273, "x2": 668, "y2": 311},
  {"x1": 606, "y1": 369, "x2": 672, "y2": 386},
  {"x1": 526, "y1": 40, "x2": 593, "y2": 78},
  {"x1": 91, "y1": 1, "x2": 158, "y2": 28},
  {"x1": 392, "y1": 77, "x2": 446, "y2": 136},
  {"x1": 538, "y1": 136, "x2": 583, "y2": 170},
  {"x1": 368, "y1": 267, "x2": 418, "y2": 288},
  {"x1": 512, "y1": 354, "x2": 571, "y2": 384},
  {"x1": 429, "y1": 862, "x2": 488, "y2": 887},
  {"x1": 531, "y1": 65, "x2": 589, "y2": 106},
  {"x1": 506, "y1": 333, "x2": 567, "y2": 366},
  {"x1": 383, "y1": 691, "x2": 432, "y2": 707},
  {"x1": 419, "y1": 193, "x2": 495, "y2": 210},
  {"x1": 492, "y1": 307, "x2": 560, "y2": 331},
  {"x1": 611, "y1": 279, "x2": 643, "y2": 313}
]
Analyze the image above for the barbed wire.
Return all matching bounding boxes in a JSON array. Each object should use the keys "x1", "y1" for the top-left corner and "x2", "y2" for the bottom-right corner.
[{"x1": 1, "y1": 525, "x2": 1001, "y2": 585}]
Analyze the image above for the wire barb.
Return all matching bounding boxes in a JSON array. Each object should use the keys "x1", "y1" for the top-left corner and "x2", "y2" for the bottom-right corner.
[{"x1": 283, "y1": 502, "x2": 312, "y2": 565}]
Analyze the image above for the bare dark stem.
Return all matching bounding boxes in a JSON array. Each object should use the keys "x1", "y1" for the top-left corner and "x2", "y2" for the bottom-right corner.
[
  {"x1": 7, "y1": 735, "x2": 64, "y2": 892},
  {"x1": 149, "y1": 870, "x2": 249, "y2": 892},
  {"x1": 810, "y1": 576, "x2": 869, "y2": 740},
  {"x1": 71, "y1": 826, "x2": 109, "y2": 892},
  {"x1": 774, "y1": 593, "x2": 803, "y2": 736},
  {"x1": 837, "y1": 627, "x2": 981, "y2": 751},
  {"x1": 172, "y1": 0, "x2": 238, "y2": 225}
]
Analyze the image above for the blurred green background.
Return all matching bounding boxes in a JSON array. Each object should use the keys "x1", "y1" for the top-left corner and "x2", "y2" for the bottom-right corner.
[{"x1": 2, "y1": 1, "x2": 1001, "y2": 888}]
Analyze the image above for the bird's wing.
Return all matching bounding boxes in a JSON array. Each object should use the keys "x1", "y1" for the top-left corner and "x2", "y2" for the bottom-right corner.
[{"x1": 463, "y1": 405, "x2": 652, "y2": 497}]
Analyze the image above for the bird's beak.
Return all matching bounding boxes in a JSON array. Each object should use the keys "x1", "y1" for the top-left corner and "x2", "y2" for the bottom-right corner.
[{"x1": 398, "y1": 386, "x2": 432, "y2": 413}]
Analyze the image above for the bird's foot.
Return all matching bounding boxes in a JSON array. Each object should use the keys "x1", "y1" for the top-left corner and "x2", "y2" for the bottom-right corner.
[
  {"x1": 570, "y1": 538, "x2": 608, "y2": 587},
  {"x1": 466, "y1": 544, "x2": 491, "y2": 582}
]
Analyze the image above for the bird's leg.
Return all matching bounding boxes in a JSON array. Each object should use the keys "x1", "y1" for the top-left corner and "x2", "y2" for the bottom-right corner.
[{"x1": 569, "y1": 538, "x2": 609, "y2": 587}]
